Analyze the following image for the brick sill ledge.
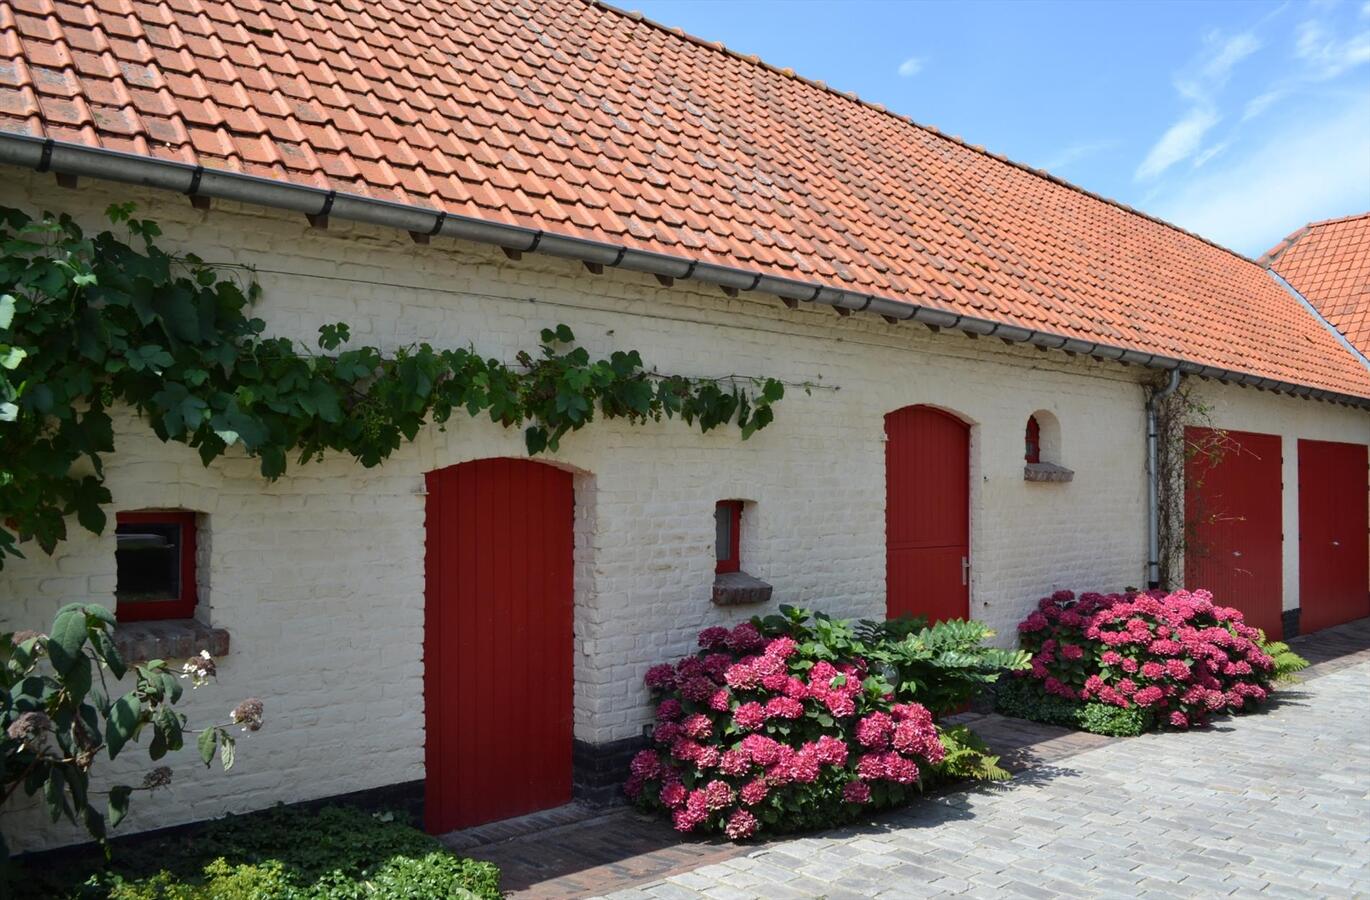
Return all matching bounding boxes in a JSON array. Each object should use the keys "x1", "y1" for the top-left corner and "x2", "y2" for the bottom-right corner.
[
  {"x1": 712, "y1": 571, "x2": 773, "y2": 606},
  {"x1": 113, "y1": 619, "x2": 230, "y2": 664}
]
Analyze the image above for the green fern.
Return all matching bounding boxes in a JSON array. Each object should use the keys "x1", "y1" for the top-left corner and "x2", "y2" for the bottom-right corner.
[
  {"x1": 1259, "y1": 638, "x2": 1309, "y2": 683},
  {"x1": 933, "y1": 725, "x2": 1012, "y2": 782}
]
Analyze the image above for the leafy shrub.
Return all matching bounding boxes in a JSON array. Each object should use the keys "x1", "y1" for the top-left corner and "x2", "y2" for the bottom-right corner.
[
  {"x1": 1016, "y1": 588, "x2": 1306, "y2": 729},
  {"x1": 628, "y1": 607, "x2": 1024, "y2": 839},
  {"x1": 2, "y1": 605, "x2": 255, "y2": 858},
  {"x1": 994, "y1": 676, "x2": 1152, "y2": 737},
  {"x1": 8, "y1": 805, "x2": 501, "y2": 899}
]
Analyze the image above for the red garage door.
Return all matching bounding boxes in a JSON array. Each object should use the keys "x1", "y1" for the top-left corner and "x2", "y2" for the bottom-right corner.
[
  {"x1": 424, "y1": 458, "x2": 574, "y2": 833},
  {"x1": 1298, "y1": 439, "x2": 1370, "y2": 633},
  {"x1": 1184, "y1": 428, "x2": 1283, "y2": 637},
  {"x1": 886, "y1": 405, "x2": 970, "y2": 623}
]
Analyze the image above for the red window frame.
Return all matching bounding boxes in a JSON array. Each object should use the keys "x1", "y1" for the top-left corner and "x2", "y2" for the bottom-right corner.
[
  {"x1": 715, "y1": 500, "x2": 743, "y2": 574},
  {"x1": 115, "y1": 510, "x2": 198, "y2": 621},
  {"x1": 1025, "y1": 416, "x2": 1041, "y2": 464}
]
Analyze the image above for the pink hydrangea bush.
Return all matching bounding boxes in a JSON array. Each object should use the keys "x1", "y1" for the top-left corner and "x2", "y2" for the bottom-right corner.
[
  {"x1": 628, "y1": 620, "x2": 947, "y2": 838},
  {"x1": 1017, "y1": 588, "x2": 1282, "y2": 728}
]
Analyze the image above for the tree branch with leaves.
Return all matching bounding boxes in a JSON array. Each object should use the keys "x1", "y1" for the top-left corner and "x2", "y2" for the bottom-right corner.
[{"x1": 1, "y1": 604, "x2": 257, "y2": 859}]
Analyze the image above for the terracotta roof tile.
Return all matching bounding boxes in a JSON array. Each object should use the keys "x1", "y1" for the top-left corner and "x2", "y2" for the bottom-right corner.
[
  {"x1": 1264, "y1": 213, "x2": 1370, "y2": 360},
  {"x1": 1, "y1": 0, "x2": 1367, "y2": 398}
]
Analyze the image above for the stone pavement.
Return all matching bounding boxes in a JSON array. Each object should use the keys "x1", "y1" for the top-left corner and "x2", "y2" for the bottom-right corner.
[
  {"x1": 601, "y1": 621, "x2": 1370, "y2": 899},
  {"x1": 446, "y1": 618, "x2": 1370, "y2": 898}
]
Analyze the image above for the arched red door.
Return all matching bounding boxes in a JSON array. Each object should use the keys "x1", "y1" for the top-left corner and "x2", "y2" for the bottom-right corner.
[
  {"x1": 886, "y1": 406, "x2": 970, "y2": 623},
  {"x1": 424, "y1": 458, "x2": 574, "y2": 833}
]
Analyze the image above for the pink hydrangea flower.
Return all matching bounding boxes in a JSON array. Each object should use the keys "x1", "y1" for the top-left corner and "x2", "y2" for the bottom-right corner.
[
  {"x1": 659, "y1": 781, "x2": 689, "y2": 808},
  {"x1": 813, "y1": 735, "x2": 849, "y2": 766},
  {"x1": 682, "y1": 714, "x2": 712, "y2": 740},
  {"x1": 726, "y1": 623, "x2": 765, "y2": 652},
  {"x1": 698, "y1": 626, "x2": 730, "y2": 649},
  {"x1": 856, "y1": 712, "x2": 895, "y2": 749},
  {"x1": 733, "y1": 701, "x2": 766, "y2": 732},
  {"x1": 765, "y1": 696, "x2": 804, "y2": 720},
  {"x1": 765, "y1": 636, "x2": 798, "y2": 659},
  {"x1": 842, "y1": 781, "x2": 872, "y2": 803},
  {"x1": 703, "y1": 779, "x2": 734, "y2": 810},
  {"x1": 644, "y1": 664, "x2": 677, "y2": 690},
  {"x1": 708, "y1": 688, "x2": 733, "y2": 712},
  {"x1": 740, "y1": 778, "x2": 769, "y2": 806},
  {"x1": 724, "y1": 808, "x2": 758, "y2": 840},
  {"x1": 719, "y1": 749, "x2": 750, "y2": 776},
  {"x1": 629, "y1": 749, "x2": 661, "y2": 779},
  {"x1": 740, "y1": 734, "x2": 782, "y2": 766},
  {"x1": 656, "y1": 699, "x2": 683, "y2": 722}
]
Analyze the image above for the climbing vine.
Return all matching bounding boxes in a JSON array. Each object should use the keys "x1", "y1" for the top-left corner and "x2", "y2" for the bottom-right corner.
[
  {"x1": 0, "y1": 203, "x2": 785, "y2": 569},
  {"x1": 1152, "y1": 378, "x2": 1235, "y2": 589}
]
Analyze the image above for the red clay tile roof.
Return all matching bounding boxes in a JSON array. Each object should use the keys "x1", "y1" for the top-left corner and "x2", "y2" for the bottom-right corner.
[
  {"x1": 1, "y1": 0, "x2": 1368, "y2": 399},
  {"x1": 1262, "y1": 213, "x2": 1370, "y2": 361}
]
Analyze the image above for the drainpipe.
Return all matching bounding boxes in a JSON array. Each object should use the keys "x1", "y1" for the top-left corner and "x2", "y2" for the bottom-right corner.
[{"x1": 1146, "y1": 369, "x2": 1182, "y2": 589}]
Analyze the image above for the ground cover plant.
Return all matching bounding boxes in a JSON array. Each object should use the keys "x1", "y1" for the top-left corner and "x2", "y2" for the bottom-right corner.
[
  {"x1": 628, "y1": 607, "x2": 1027, "y2": 839},
  {"x1": 4, "y1": 803, "x2": 501, "y2": 899},
  {"x1": 1003, "y1": 588, "x2": 1307, "y2": 733}
]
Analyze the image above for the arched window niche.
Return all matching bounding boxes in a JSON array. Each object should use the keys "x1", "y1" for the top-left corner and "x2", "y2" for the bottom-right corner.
[{"x1": 1024, "y1": 410, "x2": 1073, "y2": 483}]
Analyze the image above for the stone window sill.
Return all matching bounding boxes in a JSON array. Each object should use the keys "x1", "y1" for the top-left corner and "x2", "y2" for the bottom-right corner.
[
  {"x1": 1024, "y1": 462, "x2": 1074, "y2": 483},
  {"x1": 113, "y1": 619, "x2": 230, "y2": 664},
  {"x1": 712, "y1": 571, "x2": 773, "y2": 606}
]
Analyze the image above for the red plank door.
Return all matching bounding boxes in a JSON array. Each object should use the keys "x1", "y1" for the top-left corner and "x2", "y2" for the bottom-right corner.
[
  {"x1": 886, "y1": 406, "x2": 970, "y2": 623},
  {"x1": 1298, "y1": 439, "x2": 1370, "y2": 634},
  {"x1": 1184, "y1": 428, "x2": 1283, "y2": 638},
  {"x1": 424, "y1": 458, "x2": 574, "y2": 833}
]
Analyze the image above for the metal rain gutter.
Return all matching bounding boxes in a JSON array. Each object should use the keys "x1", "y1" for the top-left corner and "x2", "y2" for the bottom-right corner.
[{"x1": 1, "y1": 132, "x2": 1366, "y2": 410}]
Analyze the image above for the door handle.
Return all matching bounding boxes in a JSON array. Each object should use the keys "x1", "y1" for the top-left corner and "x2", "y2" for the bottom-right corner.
[
  {"x1": 1232, "y1": 551, "x2": 1242, "y2": 557},
  {"x1": 961, "y1": 556, "x2": 970, "y2": 586},
  {"x1": 1332, "y1": 540, "x2": 1341, "y2": 547}
]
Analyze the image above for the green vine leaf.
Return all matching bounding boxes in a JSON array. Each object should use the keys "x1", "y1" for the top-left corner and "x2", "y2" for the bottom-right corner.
[{"x1": 0, "y1": 204, "x2": 789, "y2": 569}]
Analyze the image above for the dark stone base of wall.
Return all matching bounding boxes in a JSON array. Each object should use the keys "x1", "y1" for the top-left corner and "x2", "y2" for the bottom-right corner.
[
  {"x1": 573, "y1": 735, "x2": 646, "y2": 806},
  {"x1": 1282, "y1": 607, "x2": 1301, "y2": 639},
  {"x1": 17, "y1": 779, "x2": 425, "y2": 865}
]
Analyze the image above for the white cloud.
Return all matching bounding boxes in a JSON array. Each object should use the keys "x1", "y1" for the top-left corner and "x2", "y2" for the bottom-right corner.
[
  {"x1": 1152, "y1": 93, "x2": 1370, "y2": 255},
  {"x1": 1242, "y1": 89, "x2": 1288, "y2": 120},
  {"x1": 1136, "y1": 108, "x2": 1220, "y2": 180},
  {"x1": 1201, "y1": 32, "x2": 1262, "y2": 84},
  {"x1": 1041, "y1": 139, "x2": 1120, "y2": 173},
  {"x1": 1294, "y1": 20, "x2": 1370, "y2": 78},
  {"x1": 897, "y1": 57, "x2": 924, "y2": 77},
  {"x1": 1192, "y1": 141, "x2": 1231, "y2": 168},
  {"x1": 1137, "y1": 31, "x2": 1259, "y2": 180}
]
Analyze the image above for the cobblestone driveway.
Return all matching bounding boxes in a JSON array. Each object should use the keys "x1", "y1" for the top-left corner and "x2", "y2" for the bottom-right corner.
[{"x1": 602, "y1": 659, "x2": 1370, "y2": 899}]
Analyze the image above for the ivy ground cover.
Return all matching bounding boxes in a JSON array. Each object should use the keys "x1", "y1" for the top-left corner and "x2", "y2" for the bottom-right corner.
[
  {"x1": 628, "y1": 608, "x2": 1027, "y2": 839},
  {"x1": 1003, "y1": 588, "x2": 1307, "y2": 734}
]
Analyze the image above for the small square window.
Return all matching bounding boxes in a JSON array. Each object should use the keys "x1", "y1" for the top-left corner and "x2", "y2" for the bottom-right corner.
[
  {"x1": 115, "y1": 511, "x2": 198, "y2": 621},
  {"x1": 715, "y1": 501, "x2": 743, "y2": 574}
]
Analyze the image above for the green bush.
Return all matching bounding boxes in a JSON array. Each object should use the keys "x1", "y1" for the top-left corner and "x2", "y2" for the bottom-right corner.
[
  {"x1": 7, "y1": 805, "x2": 501, "y2": 899},
  {"x1": 994, "y1": 677, "x2": 1152, "y2": 737}
]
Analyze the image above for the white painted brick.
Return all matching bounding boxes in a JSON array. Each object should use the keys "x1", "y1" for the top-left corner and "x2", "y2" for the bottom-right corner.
[{"x1": 1, "y1": 170, "x2": 1365, "y2": 852}]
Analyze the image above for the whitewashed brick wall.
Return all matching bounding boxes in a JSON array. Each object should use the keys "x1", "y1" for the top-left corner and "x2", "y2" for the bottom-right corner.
[{"x1": 0, "y1": 170, "x2": 1360, "y2": 850}]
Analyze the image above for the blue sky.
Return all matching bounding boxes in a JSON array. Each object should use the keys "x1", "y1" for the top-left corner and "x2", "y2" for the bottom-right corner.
[{"x1": 631, "y1": 0, "x2": 1370, "y2": 256}]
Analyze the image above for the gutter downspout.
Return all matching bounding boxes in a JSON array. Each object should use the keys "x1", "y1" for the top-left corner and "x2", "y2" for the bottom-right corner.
[{"x1": 1146, "y1": 369, "x2": 1182, "y2": 589}]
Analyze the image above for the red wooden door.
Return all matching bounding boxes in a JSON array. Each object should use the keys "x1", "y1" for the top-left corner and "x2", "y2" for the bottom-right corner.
[
  {"x1": 424, "y1": 458, "x2": 574, "y2": 833},
  {"x1": 886, "y1": 406, "x2": 970, "y2": 623},
  {"x1": 1184, "y1": 428, "x2": 1283, "y2": 637},
  {"x1": 1298, "y1": 439, "x2": 1370, "y2": 633}
]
